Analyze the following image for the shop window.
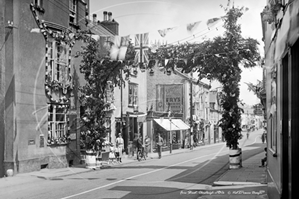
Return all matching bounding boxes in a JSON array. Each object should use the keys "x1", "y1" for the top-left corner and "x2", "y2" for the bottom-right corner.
[{"x1": 128, "y1": 83, "x2": 138, "y2": 107}]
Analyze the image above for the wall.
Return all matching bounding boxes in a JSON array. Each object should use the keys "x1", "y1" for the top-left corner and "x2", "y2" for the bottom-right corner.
[{"x1": 1, "y1": 0, "x2": 90, "y2": 174}]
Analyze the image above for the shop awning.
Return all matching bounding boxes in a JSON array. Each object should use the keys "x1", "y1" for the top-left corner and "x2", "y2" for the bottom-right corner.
[
  {"x1": 154, "y1": 119, "x2": 190, "y2": 131},
  {"x1": 128, "y1": 112, "x2": 147, "y2": 122}
]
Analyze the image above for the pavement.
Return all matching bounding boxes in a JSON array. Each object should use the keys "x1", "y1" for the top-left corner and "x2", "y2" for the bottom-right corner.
[{"x1": 0, "y1": 142, "x2": 268, "y2": 199}]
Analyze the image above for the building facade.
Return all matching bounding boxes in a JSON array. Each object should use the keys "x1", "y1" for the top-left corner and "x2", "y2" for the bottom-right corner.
[
  {"x1": 0, "y1": 0, "x2": 94, "y2": 176},
  {"x1": 261, "y1": 0, "x2": 298, "y2": 198},
  {"x1": 146, "y1": 64, "x2": 210, "y2": 153}
]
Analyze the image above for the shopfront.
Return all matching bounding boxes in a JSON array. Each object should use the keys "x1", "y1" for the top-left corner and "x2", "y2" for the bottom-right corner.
[{"x1": 153, "y1": 118, "x2": 190, "y2": 152}]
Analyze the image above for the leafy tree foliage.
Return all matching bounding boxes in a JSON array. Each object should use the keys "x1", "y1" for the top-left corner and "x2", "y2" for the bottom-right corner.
[
  {"x1": 150, "y1": 7, "x2": 261, "y2": 149},
  {"x1": 78, "y1": 35, "x2": 135, "y2": 151}
]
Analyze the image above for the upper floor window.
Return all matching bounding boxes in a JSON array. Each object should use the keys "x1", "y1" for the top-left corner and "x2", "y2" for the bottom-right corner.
[
  {"x1": 210, "y1": 102, "x2": 215, "y2": 110},
  {"x1": 128, "y1": 83, "x2": 138, "y2": 107},
  {"x1": 47, "y1": 39, "x2": 69, "y2": 82},
  {"x1": 69, "y1": 0, "x2": 78, "y2": 25},
  {"x1": 33, "y1": 0, "x2": 44, "y2": 13},
  {"x1": 34, "y1": 0, "x2": 43, "y2": 7}
]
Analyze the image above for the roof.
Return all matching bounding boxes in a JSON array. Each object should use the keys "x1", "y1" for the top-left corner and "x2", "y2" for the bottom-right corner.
[
  {"x1": 87, "y1": 22, "x2": 115, "y2": 36},
  {"x1": 174, "y1": 69, "x2": 211, "y2": 88}
]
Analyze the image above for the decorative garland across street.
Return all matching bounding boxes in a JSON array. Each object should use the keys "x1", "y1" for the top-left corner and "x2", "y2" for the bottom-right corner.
[{"x1": 148, "y1": 6, "x2": 261, "y2": 149}]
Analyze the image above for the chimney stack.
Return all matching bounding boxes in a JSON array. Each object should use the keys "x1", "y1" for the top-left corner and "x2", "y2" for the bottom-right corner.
[
  {"x1": 92, "y1": 14, "x2": 97, "y2": 23},
  {"x1": 108, "y1": 12, "x2": 112, "y2": 21},
  {"x1": 103, "y1": 11, "x2": 108, "y2": 21},
  {"x1": 100, "y1": 11, "x2": 119, "y2": 35}
]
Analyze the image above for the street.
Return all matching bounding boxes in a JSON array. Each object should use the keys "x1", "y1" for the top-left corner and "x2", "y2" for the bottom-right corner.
[{"x1": 0, "y1": 130, "x2": 265, "y2": 199}]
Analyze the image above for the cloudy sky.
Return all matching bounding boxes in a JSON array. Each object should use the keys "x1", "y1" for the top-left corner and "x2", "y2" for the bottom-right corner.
[{"x1": 89, "y1": 0, "x2": 266, "y2": 106}]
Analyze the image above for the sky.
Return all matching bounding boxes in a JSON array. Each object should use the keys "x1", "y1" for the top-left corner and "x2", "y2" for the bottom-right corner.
[{"x1": 89, "y1": 0, "x2": 266, "y2": 106}]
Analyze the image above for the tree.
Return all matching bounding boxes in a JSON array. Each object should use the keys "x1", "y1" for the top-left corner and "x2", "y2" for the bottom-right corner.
[
  {"x1": 150, "y1": 6, "x2": 261, "y2": 149},
  {"x1": 78, "y1": 34, "x2": 135, "y2": 151}
]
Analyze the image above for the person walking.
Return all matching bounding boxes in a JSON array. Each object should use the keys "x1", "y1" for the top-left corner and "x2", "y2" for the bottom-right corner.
[
  {"x1": 116, "y1": 133, "x2": 124, "y2": 163},
  {"x1": 136, "y1": 136, "x2": 143, "y2": 160},
  {"x1": 144, "y1": 135, "x2": 150, "y2": 158},
  {"x1": 157, "y1": 133, "x2": 163, "y2": 159},
  {"x1": 262, "y1": 128, "x2": 267, "y2": 143},
  {"x1": 132, "y1": 134, "x2": 138, "y2": 157},
  {"x1": 108, "y1": 143, "x2": 116, "y2": 164}
]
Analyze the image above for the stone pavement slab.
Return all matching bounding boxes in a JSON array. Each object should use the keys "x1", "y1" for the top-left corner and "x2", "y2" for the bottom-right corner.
[{"x1": 214, "y1": 152, "x2": 267, "y2": 185}]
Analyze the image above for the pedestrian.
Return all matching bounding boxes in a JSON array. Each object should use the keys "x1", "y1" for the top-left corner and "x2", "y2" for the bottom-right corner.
[
  {"x1": 193, "y1": 136, "x2": 198, "y2": 147},
  {"x1": 132, "y1": 134, "x2": 138, "y2": 157},
  {"x1": 144, "y1": 135, "x2": 150, "y2": 158},
  {"x1": 185, "y1": 136, "x2": 189, "y2": 148},
  {"x1": 109, "y1": 143, "x2": 116, "y2": 164},
  {"x1": 259, "y1": 147, "x2": 267, "y2": 167},
  {"x1": 262, "y1": 128, "x2": 267, "y2": 143},
  {"x1": 116, "y1": 133, "x2": 124, "y2": 163},
  {"x1": 157, "y1": 133, "x2": 163, "y2": 159},
  {"x1": 136, "y1": 136, "x2": 143, "y2": 160}
]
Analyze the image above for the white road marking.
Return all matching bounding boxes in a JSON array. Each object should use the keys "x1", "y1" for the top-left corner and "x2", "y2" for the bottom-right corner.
[{"x1": 61, "y1": 151, "x2": 223, "y2": 199}]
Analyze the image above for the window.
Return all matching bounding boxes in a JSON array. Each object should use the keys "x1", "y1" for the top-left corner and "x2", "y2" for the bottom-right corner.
[
  {"x1": 128, "y1": 83, "x2": 138, "y2": 107},
  {"x1": 270, "y1": 110, "x2": 277, "y2": 151},
  {"x1": 33, "y1": 0, "x2": 44, "y2": 13},
  {"x1": 269, "y1": 66, "x2": 277, "y2": 153},
  {"x1": 34, "y1": 0, "x2": 43, "y2": 7},
  {"x1": 47, "y1": 39, "x2": 69, "y2": 81},
  {"x1": 48, "y1": 104, "x2": 67, "y2": 144},
  {"x1": 210, "y1": 102, "x2": 215, "y2": 110},
  {"x1": 69, "y1": 0, "x2": 78, "y2": 25}
]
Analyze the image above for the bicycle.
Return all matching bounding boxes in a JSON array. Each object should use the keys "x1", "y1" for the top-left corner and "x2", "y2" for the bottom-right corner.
[{"x1": 137, "y1": 147, "x2": 146, "y2": 161}]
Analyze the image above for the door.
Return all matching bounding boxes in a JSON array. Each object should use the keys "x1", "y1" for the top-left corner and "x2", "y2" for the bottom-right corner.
[
  {"x1": 289, "y1": 39, "x2": 299, "y2": 199},
  {"x1": 282, "y1": 39, "x2": 298, "y2": 199}
]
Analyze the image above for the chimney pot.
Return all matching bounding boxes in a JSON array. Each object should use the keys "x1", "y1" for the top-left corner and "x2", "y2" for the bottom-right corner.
[
  {"x1": 92, "y1": 14, "x2": 97, "y2": 23},
  {"x1": 108, "y1": 12, "x2": 112, "y2": 21},
  {"x1": 103, "y1": 11, "x2": 108, "y2": 21}
]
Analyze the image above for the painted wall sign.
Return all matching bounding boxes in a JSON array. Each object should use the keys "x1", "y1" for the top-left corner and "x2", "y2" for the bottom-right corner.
[{"x1": 156, "y1": 84, "x2": 183, "y2": 113}]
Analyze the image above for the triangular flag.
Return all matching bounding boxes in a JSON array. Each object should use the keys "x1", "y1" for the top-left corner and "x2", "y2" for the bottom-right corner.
[
  {"x1": 158, "y1": 27, "x2": 177, "y2": 37},
  {"x1": 206, "y1": 17, "x2": 222, "y2": 29},
  {"x1": 187, "y1": 21, "x2": 201, "y2": 33}
]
